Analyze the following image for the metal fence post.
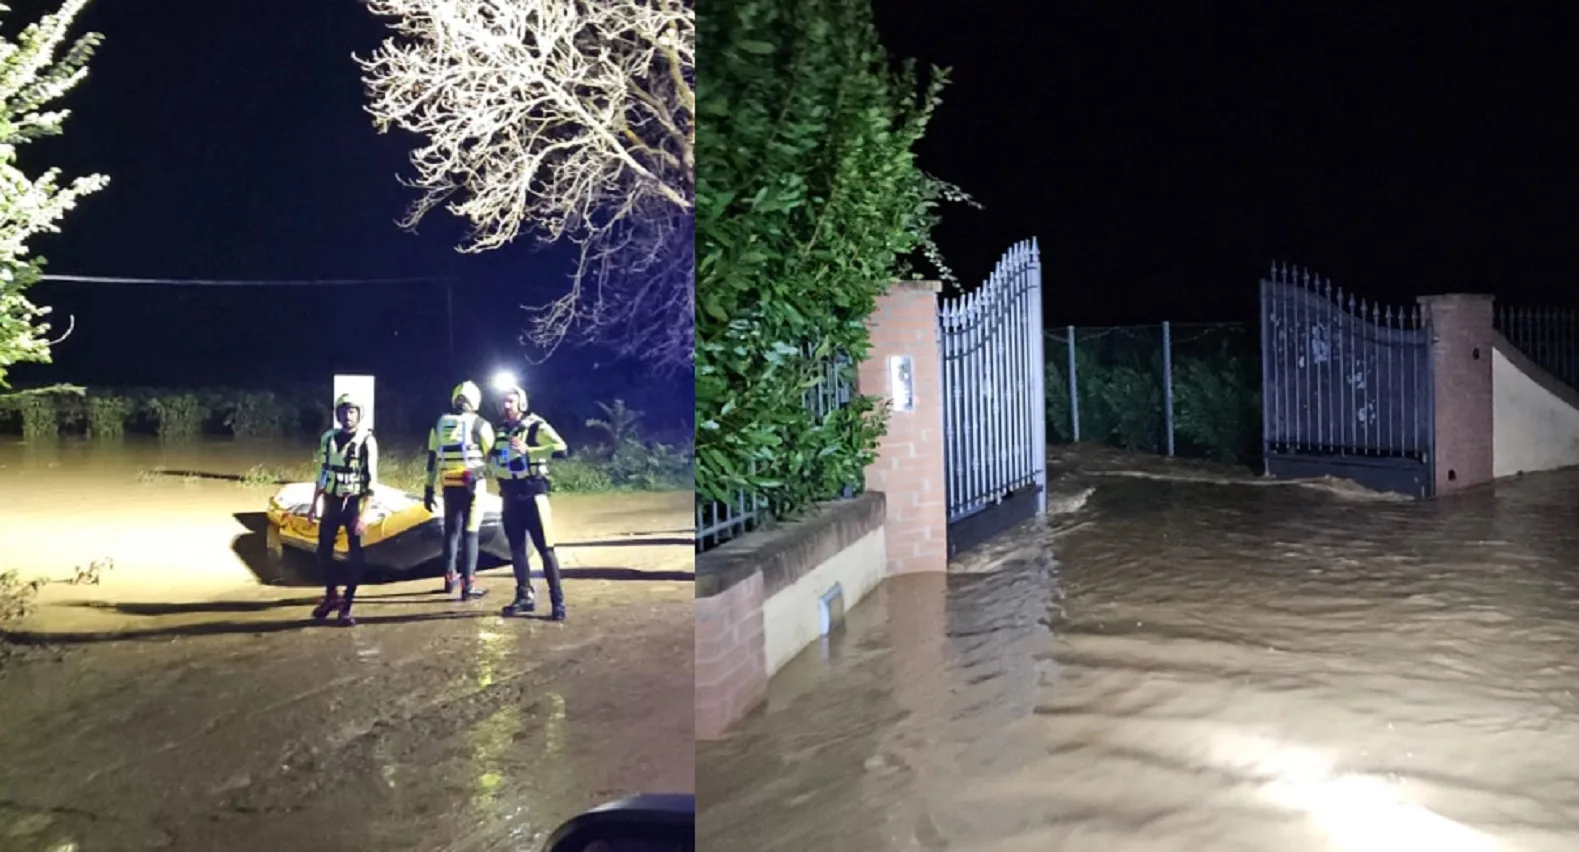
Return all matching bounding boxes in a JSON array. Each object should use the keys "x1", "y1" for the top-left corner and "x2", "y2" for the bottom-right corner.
[
  {"x1": 1162, "y1": 320, "x2": 1174, "y2": 457},
  {"x1": 1067, "y1": 325, "x2": 1080, "y2": 441}
]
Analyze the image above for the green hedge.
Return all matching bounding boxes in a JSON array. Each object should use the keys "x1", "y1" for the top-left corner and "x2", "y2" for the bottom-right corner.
[
  {"x1": 1045, "y1": 335, "x2": 1261, "y2": 463},
  {"x1": 0, "y1": 386, "x2": 330, "y2": 441},
  {"x1": 695, "y1": 0, "x2": 956, "y2": 519}
]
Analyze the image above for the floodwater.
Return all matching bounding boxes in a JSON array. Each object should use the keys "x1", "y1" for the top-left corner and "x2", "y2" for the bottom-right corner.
[
  {"x1": 0, "y1": 438, "x2": 694, "y2": 852},
  {"x1": 698, "y1": 461, "x2": 1579, "y2": 852}
]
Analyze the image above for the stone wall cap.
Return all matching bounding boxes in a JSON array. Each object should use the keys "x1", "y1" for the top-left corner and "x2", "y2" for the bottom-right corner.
[
  {"x1": 695, "y1": 491, "x2": 888, "y2": 598},
  {"x1": 1417, "y1": 293, "x2": 1495, "y2": 304},
  {"x1": 888, "y1": 279, "x2": 943, "y2": 293}
]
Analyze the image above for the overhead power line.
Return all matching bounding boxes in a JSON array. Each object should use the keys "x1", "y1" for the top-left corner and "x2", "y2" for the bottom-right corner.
[{"x1": 38, "y1": 274, "x2": 450, "y2": 287}]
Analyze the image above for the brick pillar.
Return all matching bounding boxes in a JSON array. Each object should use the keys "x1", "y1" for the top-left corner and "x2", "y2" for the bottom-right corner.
[
  {"x1": 856, "y1": 281, "x2": 948, "y2": 574},
  {"x1": 1418, "y1": 293, "x2": 1495, "y2": 495}
]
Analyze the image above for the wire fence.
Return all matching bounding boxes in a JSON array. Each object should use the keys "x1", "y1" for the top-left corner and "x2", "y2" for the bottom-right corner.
[
  {"x1": 696, "y1": 351, "x2": 859, "y2": 554},
  {"x1": 1046, "y1": 322, "x2": 1260, "y2": 464}
]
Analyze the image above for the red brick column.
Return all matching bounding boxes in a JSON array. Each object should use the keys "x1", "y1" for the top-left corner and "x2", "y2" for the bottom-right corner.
[
  {"x1": 857, "y1": 281, "x2": 948, "y2": 574},
  {"x1": 694, "y1": 573, "x2": 766, "y2": 740},
  {"x1": 1418, "y1": 293, "x2": 1495, "y2": 495}
]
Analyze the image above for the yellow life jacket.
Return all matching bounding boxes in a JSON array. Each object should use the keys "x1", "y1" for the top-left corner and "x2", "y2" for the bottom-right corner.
[
  {"x1": 489, "y1": 415, "x2": 550, "y2": 480},
  {"x1": 433, "y1": 412, "x2": 488, "y2": 488},
  {"x1": 318, "y1": 429, "x2": 371, "y2": 497}
]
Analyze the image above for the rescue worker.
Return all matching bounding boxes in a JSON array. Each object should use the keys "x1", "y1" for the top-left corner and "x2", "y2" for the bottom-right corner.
[
  {"x1": 307, "y1": 393, "x2": 379, "y2": 626},
  {"x1": 424, "y1": 380, "x2": 495, "y2": 601},
  {"x1": 488, "y1": 384, "x2": 570, "y2": 621}
]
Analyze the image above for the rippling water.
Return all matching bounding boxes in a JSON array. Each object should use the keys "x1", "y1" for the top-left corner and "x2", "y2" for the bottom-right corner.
[{"x1": 697, "y1": 470, "x2": 1579, "y2": 852}]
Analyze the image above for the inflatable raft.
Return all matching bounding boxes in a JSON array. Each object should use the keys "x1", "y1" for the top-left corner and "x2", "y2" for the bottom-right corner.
[{"x1": 264, "y1": 482, "x2": 504, "y2": 573}]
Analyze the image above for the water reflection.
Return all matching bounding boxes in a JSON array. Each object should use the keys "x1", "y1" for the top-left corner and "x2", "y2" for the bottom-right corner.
[
  {"x1": 470, "y1": 627, "x2": 523, "y2": 818},
  {"x1": 699, "y1": 471, "x2": 1579, "y2": 852}
]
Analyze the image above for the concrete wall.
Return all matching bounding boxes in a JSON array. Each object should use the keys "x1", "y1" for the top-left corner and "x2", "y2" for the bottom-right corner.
[
  {"x1": 1491, "y1": 334, "x2": 1579, "y2": 477},
  {"x1": 761, "y1": 528, "x2": 885, "y2": 677},
  {"x1": 694, "y1": 493, "x2": 888, "y2": 740}
]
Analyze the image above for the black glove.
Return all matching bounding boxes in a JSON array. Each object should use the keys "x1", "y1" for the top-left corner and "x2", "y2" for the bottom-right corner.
[{"x1": 423, "y1": 486, "x2": 435, "y2": 513}]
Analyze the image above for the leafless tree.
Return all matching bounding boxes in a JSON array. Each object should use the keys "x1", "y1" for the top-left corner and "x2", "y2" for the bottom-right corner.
[{"x1": 357, "y1": 0, "x2": 694, "y2": 369}]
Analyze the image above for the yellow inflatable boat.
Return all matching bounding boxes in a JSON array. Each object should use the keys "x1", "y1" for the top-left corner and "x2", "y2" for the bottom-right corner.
[{"x1": 264, "y1": 482, "x2": 504, "y2": 573}]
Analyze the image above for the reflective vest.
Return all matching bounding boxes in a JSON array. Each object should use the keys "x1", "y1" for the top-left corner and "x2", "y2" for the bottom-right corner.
[
  {"x1": 489, "y1": 415, "x2": 550, "y2": 481},
  {"x1": 318, "y1": 429, "x2": 371, "y2": 497},
  {"x1": 433, "y1": 412, "x2": 488, "y2": 488}
]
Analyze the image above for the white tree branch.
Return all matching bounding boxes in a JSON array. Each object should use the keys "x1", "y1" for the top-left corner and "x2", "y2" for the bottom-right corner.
[{"x1": 356, "y1": 0, "x2": 694, "y2": 254}]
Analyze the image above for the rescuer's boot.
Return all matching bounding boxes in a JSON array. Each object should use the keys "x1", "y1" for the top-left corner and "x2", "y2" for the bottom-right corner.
[
  {"x1": 501, "y1": 587, "x2": 536, "y2": 617},
  {"x1": 312, "y1": 591, "x2": 340, "y2": 621}
]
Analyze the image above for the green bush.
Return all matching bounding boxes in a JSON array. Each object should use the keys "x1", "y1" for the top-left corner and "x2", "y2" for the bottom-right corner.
[
  {"x1": 696, "y1": 0, "x2": 961, "y2": 519},
  {"x1": 552, "y1": 457, "x2": 616, "y2": 493},
  {"x1": 17, "y1": 394, "x2": 57, "y2": 441},
  {"x1": 1045, "y1": 333, "x2": 1261, "y2": 463},
  {"x1": 87, "y1": 395, "x2": 131, "y2": 440},
  {"x1": 607, "y1": 440, "x2": 694, "y2": 491},
  {"x1": 1173, "y1": 348, "x2": 1260, "y2": 462},
  {"x1": 226, "y1": 391, "x2": 290, "y2": 440},
  {"x1": 148, "y1": 393, "x2": 205, "y2": 442}
]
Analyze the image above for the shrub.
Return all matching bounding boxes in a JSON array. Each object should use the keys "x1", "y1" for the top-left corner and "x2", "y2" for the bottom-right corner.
[
  {"x1": 226, "y1": 391, "x2": 290, "y2": 440},
  {"x1": 17, "y1": 394, "x2": 57, "y2": 441},
  {"x1": 553, "y1": 457, "x2": 616, "y2": 493},
  {"x1": 0, "y1": 570, "x2": 46, "y2": 627},
  {"x1": 1173, "y1": 348, "x2": 1260, "y2": 462},
  {"x1": 606, "y1": 440, "x2": 693, "y2": 491},
  {"x1": 147, "y1": 393, "x2": 205, "y2": 442},
  {"x1": 1045, "y1": 332, "x2": 1261, "y2": 463},
  {"x1": 86, "y1": 395, "x2": 131, "y2": 441},
  {"x1": 695, "y1": 0, "x2": 962, "y2": 520}
]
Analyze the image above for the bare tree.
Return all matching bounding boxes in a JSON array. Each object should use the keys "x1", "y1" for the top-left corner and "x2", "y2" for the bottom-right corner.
[{"x1": 356, "y1": 0, "x2": 694, "y2": 369}]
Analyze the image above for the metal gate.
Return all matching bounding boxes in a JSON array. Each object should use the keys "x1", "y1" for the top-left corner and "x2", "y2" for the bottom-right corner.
[
  {"x1": 1260, "y1": 263, "x2": 1435, "y2": 498},
  {"x1": 939, "y1": 239, "x2": 1048, "y2": 556}
]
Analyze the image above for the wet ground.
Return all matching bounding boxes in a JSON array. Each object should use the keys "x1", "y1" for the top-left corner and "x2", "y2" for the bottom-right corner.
[
  {"x1": 0, "y1": 439, "x2": 694, "y2": 852},
  {"x1": 699, "y1": 457, "x2": 1579, "y2": 852}
]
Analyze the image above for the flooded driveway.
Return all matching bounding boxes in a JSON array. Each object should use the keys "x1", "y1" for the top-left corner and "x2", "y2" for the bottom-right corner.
[
  {"x1": 698, "y1": 463, "x2": 1579, "y2": 852},
  {"x1": 0, "y1": 439, "x2": 694, "y2": 852}
]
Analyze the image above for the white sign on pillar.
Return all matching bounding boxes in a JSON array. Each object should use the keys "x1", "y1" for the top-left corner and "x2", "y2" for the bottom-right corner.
[
  {"x1": 888, "y1": 355, "x2": 915, "y2": 413},
  {"x1": 333, "y1": 374, "x2": 376, "y2": 431}
]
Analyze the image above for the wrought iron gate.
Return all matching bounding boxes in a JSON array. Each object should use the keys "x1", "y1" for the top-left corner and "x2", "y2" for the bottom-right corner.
[
  {"x1": 1260, "y1": 263, "x2": 1435, "y2": 498},
  {"x1": 939, "y1": 239, "x2": 1048, "y2": 556}
]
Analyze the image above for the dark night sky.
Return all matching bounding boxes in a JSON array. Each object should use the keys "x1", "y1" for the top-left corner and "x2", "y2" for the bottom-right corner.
[
  {"x1": 6, "y1": 0, "x2": 691, "y2": 439},
  {"x1": 870, "y1": 3, "x2": 1578, "y2": 326}
]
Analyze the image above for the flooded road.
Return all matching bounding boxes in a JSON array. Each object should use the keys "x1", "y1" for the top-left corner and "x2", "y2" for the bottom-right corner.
[
  {"x1": 698, "y1": 466, "x2": 1579, "y2": 852},
  {"x1": 0, "y1": 439, "x2": 694, "y2": 851}
]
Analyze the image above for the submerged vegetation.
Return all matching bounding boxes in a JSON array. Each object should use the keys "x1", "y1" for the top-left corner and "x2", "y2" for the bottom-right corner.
[{"x1": 0, "y1": 385, "x2": 693, "y2": 494}]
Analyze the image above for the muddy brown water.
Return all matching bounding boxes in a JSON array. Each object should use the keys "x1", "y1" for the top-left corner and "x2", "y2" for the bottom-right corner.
[
  {"x1": 0, "y1": 438, "x2": 694, "y2": 852},
  {"x1": 698, "y1": 464, "x2": 1579, "y2": 852}
]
